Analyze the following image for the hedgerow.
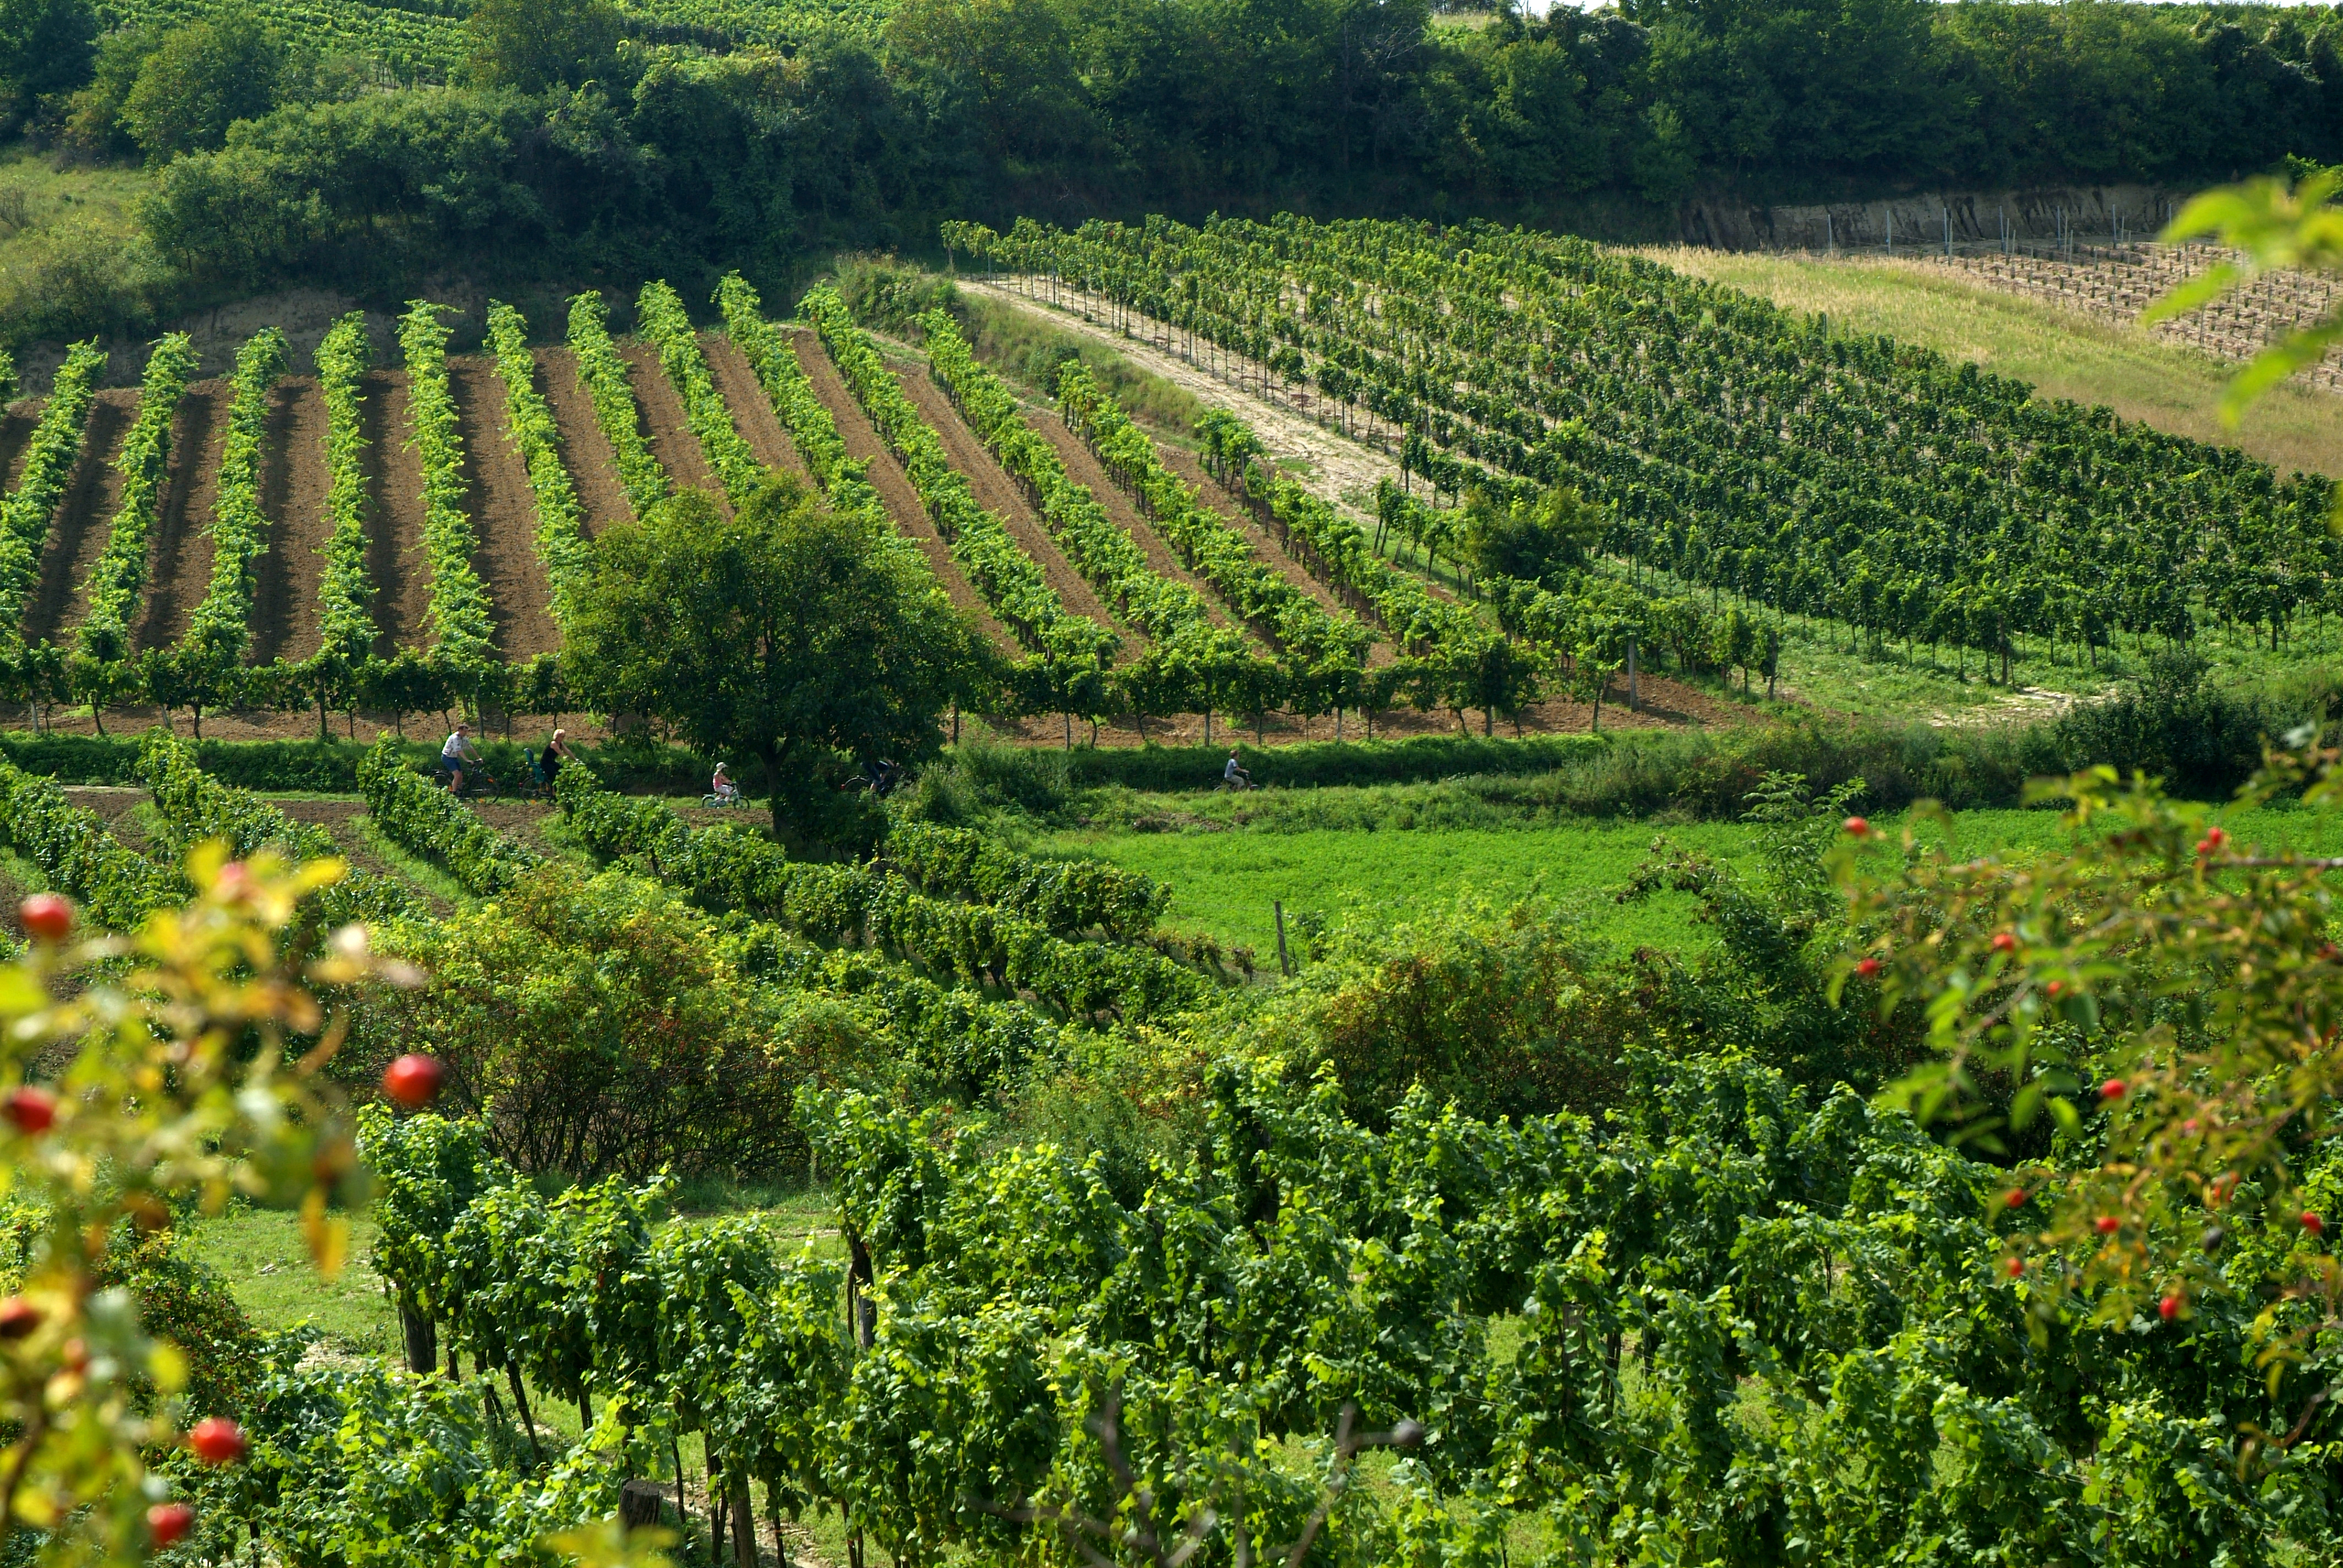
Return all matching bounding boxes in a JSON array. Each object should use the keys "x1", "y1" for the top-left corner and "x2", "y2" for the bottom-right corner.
[
  {"x1": 181, "y1": 328, "x2": 290, "y2": 662},
  {"x1": 399, "y1": 302, "x2": 497, "y2": 670},
  {"x1": 486, "y1": 302, "x2": 592, "y2": 631},
  {"x1": 75, "y1": 334, "x2": 199, "y2": 663},
  {"x1": 0, "y1": 340, "x2": 107, "y2": 629},
  {"x1": 358, "y1": 736, "x2": 541, "y2": 895},
  {"x1": 636, "y1": 280, "x2": 764, "y2": 505},
  {"x1": 313, "y1": 312, "x2": 377, "y2": 661},
  {"x1": 565, "y1": 290, "x2": 667, "y2": 519}
]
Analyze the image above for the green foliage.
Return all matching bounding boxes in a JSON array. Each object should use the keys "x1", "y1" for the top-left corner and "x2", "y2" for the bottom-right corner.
[
  {"x1": 566, "y1": 289, "x2": 667, "y2": 520},
  {"x1": 76, "y1": 333, "x2": 197, "y2": 664},
  {"x1": 0, "y1": 0, "x2": 96, "y2": 115},
  {"x1": 465, "y1": 0, "x2": 622, "y2": 95},
  {"x1": 486, "y1": 300, "x2": 592, "y2": 631},
  {"x1": 0, "y1": 755, "x2": 184, "y2": 929},
  {"x1": 312, "y1": 310, "x2": 376, "y2": 662},
  {"x1": 357, "y1": 734, "x2": 542, "y2": 895},
  {"x1": 180, "y1": 324, "x2": 287, "y2": 664},
  {"x1": 399, "y1": 300, "x2": 498, "y2": 670},
  {"x1": 0, "y1": 339, "x2": 103, "y2": 636},
  {"x1": 635, "y1": 277, "x2": 763, "y2": 506},
  {"x1": 564, "y1": 478, "x2": 979, "y2": 825},
  {"x1": 117, "y1": 4, "x2": 288, "y2": 161}
]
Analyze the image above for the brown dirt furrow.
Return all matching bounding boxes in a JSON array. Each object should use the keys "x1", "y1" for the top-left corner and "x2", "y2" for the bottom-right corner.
[
  {"x1": 134, "y1": 380, "x2": 230, "y2": 652},
  {"x1": 0, "y1": 405, "x2": 40, "y2": 489},
  {"x1": 450, "y1": 357, "x2": 561, "y2": 661},
  {"x1": 622, "y1": 341, "x2": 724, "y2": 507},
  {"x1": 892, "y1": 363, "x2": 1140, "y2": 660},
  {"x1": 1026, "y1": 411, "x2": 1246, "y2": 636},
  {"x1": 361, "y1": 369, "x2": 432, "y2": 656},
  {"x1": 275, "y1": 799, "x2": 454, "y2": 917},
  {"x1": 28, "y1": 389, "x2": 136, "y2": 645},
  {"x1": 702, "y1": 333, "x2": 805, "y2": 481},
  {"x1": 534, "y1": 346, "x2": 633, "y2": 537},
  {"x1": 249, "y1": 377, "x2": 333, "y2": 665},
  {"x1": 791, "y1": 331, "x2": 1020, "y2": 656}
]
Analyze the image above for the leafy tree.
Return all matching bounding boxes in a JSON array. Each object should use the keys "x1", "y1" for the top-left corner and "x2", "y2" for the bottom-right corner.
[
  {"x1": 564, "y1": 477, "x2": 983, "y2": 829},
  {"x1": 1468, "y1": 484, "x2": 1606, "y2": 586},
  {"x1": 0, "y1": 0, "x2": 95, "y2": 126},
  {"x1": 117, "y1": 7, "x2": 286, "y2": 162},
  {"x1": 465, "y1": 0, "x2": 622, "y2": 95}
]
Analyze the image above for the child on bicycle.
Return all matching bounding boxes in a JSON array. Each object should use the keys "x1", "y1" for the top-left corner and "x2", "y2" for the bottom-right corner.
[{"x1": 712, "y1": 763, "x2": 743, "y2": 805}]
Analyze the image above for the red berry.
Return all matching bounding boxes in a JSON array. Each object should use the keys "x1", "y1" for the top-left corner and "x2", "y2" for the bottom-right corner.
[
  {"x1": 2205, "y1": 826, "x2": 2226, "y2": 850},
  {"x1": 147, "y1": 1502, "x2": 194, "y2": 1547},
  {"x1": 2004, "y1": 1187, "x2": 2026, "y2": 1209},
  {"x1": 2304, "y1": 1211, "x2": 2325, "y2": 1236},
  {"x1": 382, "y1": 1054, "x2": 443, "y2": 1109},
  {"x1": 1992, "y1": 932, "x2": 2018, "y2": 954},
  {"x1": 1855, "y1": 957, "x2": 1883, "y2": 978},
  {"x1": 188, "y1": 1417, "x2": 245, "y2": 1466},
  {"x1": 4, "y1": 1087, "x2": 55, "y2": 1135},
  {"x1": 2182, "y1": 1119, "x2": 2200, "y2": 1136},
  {"x1": 2047, "y1": 979, "x2": 2064, "y2": 997},
  {"x1": 2100, "y1": 1079, "x2": 2127, "y2": 1101},
  {"x1": 2096, "y1": 1215, "x2": 2121, "y2": 1234},
  {"x1": 2004, "y1": 1255, "x2": 2024, "y2": 1278},
  {"x1": 0, "y1": 1298, "x2": 39, "y2": 1339},
  {"x1": 2159, "y1": 1294, "x2": 2181, "y2": 1321},
  {"x1": 1843, "y1": 816, "x2": 1870, "y2": 837},
  {"x1": 17, "y1": 893, "x2": 69, "y2": 943}
]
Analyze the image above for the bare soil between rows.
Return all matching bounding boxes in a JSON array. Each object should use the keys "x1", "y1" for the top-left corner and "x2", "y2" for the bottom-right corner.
[
  {"x1": 28, "y1": 388, "x2": 139, "y2": 646},
  {"x1": 450, "y1": 356, "x2": 561, "y2": 661},
  {"x1": 359, "y1": 369, "x2": 432, "y2": 656},
  {"x1": 248, "y1": 376, "x2": 332, "y2": 665},
  {"x1": 133, "y1": 379, "x2": 230, "y2": 653},
  {"x1": 533, "y1": 346, "x2": 633, "y2": 537},
  {"x1": 702, "y1": 334, "x2": 808, "y2": 482},
  {"x1": 622, "y1": 341, "x2": 725, "y2": 509}
]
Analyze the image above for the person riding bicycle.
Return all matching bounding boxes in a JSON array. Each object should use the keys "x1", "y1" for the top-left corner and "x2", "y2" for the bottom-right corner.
[
  {"x1": 541, "y1": 728, "x2": 574, "y2": 792},
  {"x1": 440, "y1": 723, "x2": 483, "y2": 794},
  {"x1": 712, "y1": 763, "x2": 743, "y2": 805},
  {"x1": 1223, "y1": 749, "x2": 1252, "y2": 790}
]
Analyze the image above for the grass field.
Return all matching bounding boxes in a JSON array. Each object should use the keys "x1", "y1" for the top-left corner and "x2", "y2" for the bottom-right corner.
[
  {"x1": 1037, "y1": 801, "x2": 2343, "y2": 962},
  {"x1": 1642, "y1": 247, "x2": 2343, "y2": 480}
]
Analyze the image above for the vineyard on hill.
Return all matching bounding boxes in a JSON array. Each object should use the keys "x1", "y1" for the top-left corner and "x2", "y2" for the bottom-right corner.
[{"x1": 952, "y1": 215, "x2": 2343, "y2": 682}]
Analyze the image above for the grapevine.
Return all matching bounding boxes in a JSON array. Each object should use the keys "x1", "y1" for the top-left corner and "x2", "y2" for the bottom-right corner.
[
  {"x1": 313, "y1": 312, "x2": 378, "y2": 662},
  {"x1": 566, "y1": 290, "x2": 668, "y2": 520},
  {"x1": 0, "y1": 340, "x2": 106, "y2": 633},
  {"x1": 635, "y1": 280, "x2": 765, "y2": 506},
  {"x1": 398, "y1": 301, "x2": 498, "y2": 671},
  {"x1": 76, "y1": 333, "x2": 198, "y2": 663},
  {"x1": 486, "y1": 302, "x2": 593, "y2": 632},
  {"x1": 181, "y1": 328, "x2": 288, "y2": 663}
]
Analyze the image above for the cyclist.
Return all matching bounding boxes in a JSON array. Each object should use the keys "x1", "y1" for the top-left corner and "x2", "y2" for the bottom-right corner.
[
  {"x1": 712, "y1": 762, "x2": 743, "y2": 805},
  {"x1": 440, "y1": 723, "x2": 483, "y2": 794},
  {"x1": 1222, "y1": 749, "x2": 1252, "y2": 790}
]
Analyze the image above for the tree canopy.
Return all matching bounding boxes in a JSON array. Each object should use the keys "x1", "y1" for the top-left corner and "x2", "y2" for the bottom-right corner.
[{"x1": 564, "y1": 477, "x2": 983, "y2": 827}]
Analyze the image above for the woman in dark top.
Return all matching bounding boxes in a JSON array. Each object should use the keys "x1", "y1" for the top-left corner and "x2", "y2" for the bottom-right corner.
[{"x1": 543, "y1": 728, "x2": 573, "y2": 788}]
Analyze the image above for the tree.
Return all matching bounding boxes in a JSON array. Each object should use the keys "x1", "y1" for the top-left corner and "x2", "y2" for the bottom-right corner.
[
  {"x1": 1469, "y1": 484, "x2": 1606, "y2": 586},
  {"x1": 466, "y1": 0, "x2": 622, "y2": 96},
  {"x1": 0, "y1": 0, "x2": 95, "y2": 126},
  {"x1": 117, "y1": 7, "x2": 285, "y2": 162},
  {"x1": 564, "y1": 478, "x2": 984, "y2": 829}
]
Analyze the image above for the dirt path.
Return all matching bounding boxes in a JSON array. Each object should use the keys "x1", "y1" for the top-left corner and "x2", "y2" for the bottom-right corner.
[
  {"x1": 892, "y1": 363, "x2": 1140, "y2": 660},
  {"x1": 791, "y1": 331, "x2": 1021, "y2": 656},
  {"x1": 963, "y1": 280, "x2": 1403, "y2": 511},
  {"x1": 249, "y1": 376, "x2": 332, "y2": 665},
  {"x1": 28, "y1": 389, "x2": 135, "y2": 645},
  {"x1": 134, "y1": 380, "x2": 230, "y2": 652},
  {"x1": 361, "y1": 369, "x2": 432, "y2": 656},
  {"x1": 702, "y1": 333, "x2": 806, "y2": 481},
  {"x1": 534, "y1": 346, "x2": 632, "y2": 537},
  {"x1": 622, "y1": 341, "x2": 724, "y2": 507},
  {"x1": 274, "y1": 799, "x2": 453, "y2": 916},
  {"x1": 63, "y1": 788, "x2": 151, "y2": 851},
  {"x1": 0, "y1": 405, "x2": 39, "y2": 489},
  {"x1": 450, "y1": 357, "x2": 560, "y2": 660},
  {"x1": 1025, "y1": 409, "x2": 1248, "y2": 636}
]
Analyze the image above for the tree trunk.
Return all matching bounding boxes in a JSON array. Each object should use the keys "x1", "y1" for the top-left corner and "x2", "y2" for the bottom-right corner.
[
  {"x1": 400, "y1": 1301, "x2": 437, "y2": 1376},
  {"x1": 730, "y1": 1476, "x2": 757, "y2": 1567}
]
